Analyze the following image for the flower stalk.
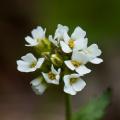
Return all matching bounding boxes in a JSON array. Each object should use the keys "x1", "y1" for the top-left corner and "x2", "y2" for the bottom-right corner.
[{"x1": 65, "y1": 93, "x2": 72, "y2": 120}]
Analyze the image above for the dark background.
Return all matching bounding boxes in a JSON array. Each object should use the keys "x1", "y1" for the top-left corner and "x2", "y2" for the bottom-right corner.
[{"x1": 0, "y1": 0, "x2": 120, "y2": 120}]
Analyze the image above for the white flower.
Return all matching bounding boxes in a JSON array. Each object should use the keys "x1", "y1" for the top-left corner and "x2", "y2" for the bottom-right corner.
[
  {"x1": 63, "y1": 74, "x2": 86, "y2": 95},
  {"x1": 30, "y1": 77, "x2": 47, "y2": 95},
  {"x1": 54, "y1": 24, "x2": 69, "y2": 40},
  {"x1": 81, "y1": 44, "x2": 103, "y2": 64},
  {"x1": 64, "y1": 51, "x2": 91, "y2": 76},
  {"x1": 25, "y1": 26, "x2": 46, "y2": 46},
  {"x1": 17, "y1": 53, "x2": 45, "y2": 72},
  {"x1": 42, "y1": 65, "x2": 61, "y2": 85},
  {"x1": 60, "y1": 26, "x2": 88, "y2": 53},
  {"x1": 49, "y1": 24, "x2": 69, "y2": 46}
]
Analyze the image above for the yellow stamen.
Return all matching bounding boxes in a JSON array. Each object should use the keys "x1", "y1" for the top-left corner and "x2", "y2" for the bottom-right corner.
[
  {"x1": 68, "y1": 39, "x2": 74, "y2": 48},
  {"x1": 48, "y1": 71, "x2": 56, "y2": 80},
  {"x1": 30, "y1": 62, "x2": 36, "y2": 68},
  {"x1": 71, "y1": 60, "x2": 81, "y2": 67},
  {"x1": 70, "y1": 78, "x2": 77, "y2": 85}
]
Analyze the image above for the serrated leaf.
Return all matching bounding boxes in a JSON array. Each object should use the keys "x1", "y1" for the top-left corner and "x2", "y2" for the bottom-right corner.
[{"x1": 72, "y1": 88, "x2": 112, "y2": 120}]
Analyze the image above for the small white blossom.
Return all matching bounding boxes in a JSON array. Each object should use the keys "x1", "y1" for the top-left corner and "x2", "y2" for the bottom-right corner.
[
  {"x1": 81, "y1": 44, "x2": 103, "y2": 64},
  {"x1": 49, "y1": 24, "x2": 69, "y2": 46},
  {"x1": 42, "y1": 65, "x2": 61, "y2": 85},
  {"x1": 30, "y1": 77, "x2": 47, "y2": 95},
  {"x1": 63, "y1": 74, "x2": 86, "y2": 95},
  {"x1": 60, "y1": 26, "x2": 88, "y2": 53},
  {"x1": 54, "y1": 24, "x2": 69, "y2": 40},
  {"x1": 64, "y1": 51, "x2": 91, "y2": 76},
  {"x1": 25, "y1": 26, "x2": 46, "y2": 46},
  {"x1": 17, "y1": 53, "x2": 45, "y2": 72}
]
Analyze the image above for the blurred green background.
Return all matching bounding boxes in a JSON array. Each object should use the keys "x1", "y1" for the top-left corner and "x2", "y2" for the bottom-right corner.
[{"x1": 0, "y1": 0, "x2": 120, "y2": 120}]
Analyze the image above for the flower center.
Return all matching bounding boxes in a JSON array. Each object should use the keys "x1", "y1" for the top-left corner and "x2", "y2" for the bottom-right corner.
[
  {"x1": 71, "y1": 60, "x2": 81, "y2": 67},
  {"x1": 30, "y1": 62, "x2": 37, "y2": 68},
  {"x1": 70, "y1": 78, "x2": 78, "y2": 85},
  {"x1": 48, "y1": 71, "x2": 56, "y2": 80},
  {"x1": 68, "y1": 39, "x2": 74, "y2": 48},
  {"x1": 36, "y1": 38, "x2": 42, "y2": 43}
]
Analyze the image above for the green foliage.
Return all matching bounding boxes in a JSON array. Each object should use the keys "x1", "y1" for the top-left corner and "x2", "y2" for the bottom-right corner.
[{"x1": 72, "y1": 88, "x2": 112, "y2": 120}]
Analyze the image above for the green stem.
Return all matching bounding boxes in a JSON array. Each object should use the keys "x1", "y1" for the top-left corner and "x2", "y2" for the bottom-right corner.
[{"x1": 65, "y1": 93, "x2": 72, "y2": 120}]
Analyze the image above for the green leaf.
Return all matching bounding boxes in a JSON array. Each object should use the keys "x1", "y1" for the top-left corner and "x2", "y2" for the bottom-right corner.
[{"x1": 73, "y1": 88, "x2": 112, "y2": 120}]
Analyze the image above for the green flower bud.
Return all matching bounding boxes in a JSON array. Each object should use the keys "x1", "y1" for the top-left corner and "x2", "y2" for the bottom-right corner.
[
  {"x1": 41, "y1": 52, "x2": 50, "y2": 59},
  {"x1": 34, "y1": 38, "x2": 51, "y2": 54},
  {"x1": 50, "y1": 54, "x2": 63, "y2": 67}
]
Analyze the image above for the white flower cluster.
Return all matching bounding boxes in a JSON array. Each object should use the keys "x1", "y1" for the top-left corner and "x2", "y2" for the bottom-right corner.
[{"x1": 16, "y1": 24, "x2": 103, "y2": 95}]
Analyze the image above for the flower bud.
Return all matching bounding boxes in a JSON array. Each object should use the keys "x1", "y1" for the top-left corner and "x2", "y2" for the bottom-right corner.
[
  {"x1": 50, "y1": 54, "x2": 63, "y2": 67},
  {"x1": 30, "y1": 76, "x2": 48, "y2": 95},
  {"x1": 35, "y1": 38, "x2": 51, "y2": 54}
]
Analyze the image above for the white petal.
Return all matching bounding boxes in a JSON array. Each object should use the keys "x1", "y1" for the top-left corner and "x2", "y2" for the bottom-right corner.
[
  {"x1": 76, "y1": 65, "x2": 91, "y2": 76},
  {"x1": 71, "y1": 26, "x2": 86, "y2": 40},
  {"x1": 70, "y1": 74, "x2": 80, "y2": 78},
  {"x1": 54, "y1": 24, "x2": 69, "y2": 40},
  {"x1": 72, "y1": 79, "x2": 86, "y2": 92},
  {"x1": 85, "y1": 44, "x2": 102, "y2": 59},
  {"x1": 72, "y1": 51, "x2": 89, "y2": 64},
  {"x1": 31, "y1": 26, "x2": 45, "y2": 39},
  {"x1": 63, "y1": 32, "x2": 70, "y2": 44},
  {"x1": 64, "y1": 86, "x2": 76, "y2": 95},
  {"x1": 58, "y1": 68, "x2": 61, "y2": 74},
  {"x1": 63, "y1": 75, "x2": 71, "y2": 86},
  {"x1": 25, "y1": 36, "x2": 38, "y2": 46},
  {"x1": 30, "y1": 77, "x2": 41, "y2": 86},
  {"x1": 17, "y1": 66, "x2": 29, "y2": 72},
  {"x1": 64, "y1": 60, "x2": 75, "y2": 70},
  {"x1": 25, "y1": 44, "x2": 38, "y2": 47},
  {"x1": 35, "y1": 85, "x2": 46, "y2": 95},
  {"x1": 21, "y1": 53, "x2": 37, "y2": 63},
  {"x1": 51, "y1": 64, "x2": 58, "y2": 74},
  {"x1": 17, "y1": 60, "x2": 30, "y2": 72},
  {"x1": 56, "y1": 74, "x2": 60, "y2": 81},
  {"x1": 52, "y1": 80, "x2": 59, "y2": 85},
  {"x1": 17, "y1": 60, "x2": 29, "y2": 66},
  {"x1": 60, "y1": 41, "x2": 72, "y2": 53},
  {"x1": 17, "y1": 65, "x2": 36, "y2": 72},
  {"x1": 54, "y1": 75, "x2": 60, "y2": 84},
  {"x1": 49, "y1": 35, "x2": 58, "y2": 46},
  {"x1": 57, "y1": 24, "x2": 69, "y2": 32},
  {"x1": 31, "y1": 83, "x2": 47, "y2": 95},
  {"x1": 36, "y1": 58, "x2": 45, "y2": 68},
  {"x1": 74, "y1": 38, "x2": 88, "y2": 50},
  {"x1": 90, "y1": 58, "x2": 103, "y2": 64},
  {"x1": 42, "y1": 73, "x2": 50, "y2": 83}
]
